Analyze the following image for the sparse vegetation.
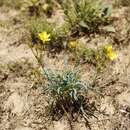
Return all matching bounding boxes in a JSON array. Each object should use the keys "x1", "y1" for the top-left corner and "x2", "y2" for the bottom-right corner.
[
  {"x1": 0, "y1": 0, "x2": 130, "y2": 130},
  {"x1": 28, "y1": 17, "x2": 69, "y2": 52},
  {"x1": 61, "y1": 0, "x2": 112, "y2": 33},
  {"x1": 44, "y1": 68, "x2": 97, "y2": 121}
]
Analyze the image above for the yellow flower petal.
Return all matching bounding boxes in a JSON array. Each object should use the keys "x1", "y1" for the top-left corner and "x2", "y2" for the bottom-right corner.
[
  {"x1": 38, "y1": 31, "x2": 51, "y2": 43},
  {"x1": 105, "y1": 44, "x2": 113, "y2": 53},
  {"x1": 68, "y1": 41, "x2": 77, "y2": 48},
  {"x1": 107, "y1": 52, "x2": 118, "y2": 61},
  {"x1": 42, "y1": 3, "x2": 49, "y2": 11},
  {"x1": 104, "y1": 44, "x2": 118, "y2": 61}
]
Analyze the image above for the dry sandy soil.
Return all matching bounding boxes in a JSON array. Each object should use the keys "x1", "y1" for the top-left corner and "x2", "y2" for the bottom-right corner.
[{"x1": 0, "y1": 1, "x2": 130, "y2": 130}]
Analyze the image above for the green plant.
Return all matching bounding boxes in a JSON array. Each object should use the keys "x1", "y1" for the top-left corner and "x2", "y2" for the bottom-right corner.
[
  {"x1": 61, "y1": 0, "x2": 112, "y2": 33},
  {"x1": 28, "y1": 17, "x2": 70, "y2": 52},
  {"x1": 79, "y1": 47, "x2": 96, "y2": 64},
  {"x1": 42, "y1": 67, "x2": 97, "y2": 122},
  {"x1": 28, "y1": 39, "x2": 98, "y2": 124},
  {"x1": 69, "y1": 42, "x2": 118, "y2": 71},
  {"x1": 28, "y1": 18, "x2": 53, "y2": 43}
]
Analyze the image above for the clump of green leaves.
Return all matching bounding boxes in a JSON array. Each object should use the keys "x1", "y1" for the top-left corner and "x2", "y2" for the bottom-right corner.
[
  {"x1": 43, "y1": 68, "x2": 96, "y2": 120},
  {"x1": 46, "y1": 69, "x2": 84, "y2": 100},
  {"x1": 69, "y1": 42, "x2": 117, "y2": 71},
  {"x1": 77, "y1": 47, "x2": 96, "y2": 64},
  {"x1": 62, "y1": 0, "x2": 112, "y2": 33},
  {"x1": 28, "y1": 18, "x2": 70, "y2": 52}
]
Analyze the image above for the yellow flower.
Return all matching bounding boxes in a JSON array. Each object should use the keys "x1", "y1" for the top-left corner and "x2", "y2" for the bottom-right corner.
[
  {"x1": 38, "y1": 31, "x2": 51, "y2": 43},
  {"x1": 42, "y1": 3, "x2": 49, "y2": 11},
  {"x1": 68, "y1": 41, "x2": 77, "y2": 48},
  {"x1": 107, "y1": 52, "x2": 118, "y2": 61},
  {"x1": 105, "y1": 45, "x2": 113, "y2": 53},
  {"x1": 104, "y1": 44, "x2": 118, "y2": 61}
]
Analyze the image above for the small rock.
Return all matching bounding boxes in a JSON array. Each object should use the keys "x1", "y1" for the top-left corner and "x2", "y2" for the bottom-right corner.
[
  {"x1": 100, "y1": 96, "x2": 115, "y2": 115},
  {"x1": 117, "y1": 90, "x2": 130, "y2": 106},
  {"x1": 5, "y1": 92, "x2": 24, "y2": 115}
]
